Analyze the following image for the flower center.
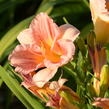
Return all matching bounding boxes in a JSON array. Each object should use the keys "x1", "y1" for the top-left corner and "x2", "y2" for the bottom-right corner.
[{"x1": 41, "y1": 42, "x2": 61, "y2": 63}]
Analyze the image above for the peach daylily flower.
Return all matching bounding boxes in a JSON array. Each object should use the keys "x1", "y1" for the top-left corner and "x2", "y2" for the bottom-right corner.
[
  {"x1": 92, "y1": 97, "x2": 109, "y2": 109},
  {"x1": 9, "y1": 13, "x2": 80, "y2": 88},
  {"x1": 22, "y1": 78, "x2": 79, "y2": 109},
  {"x1": 90, "y1": 0, "x2": 109, "y2": 44}
]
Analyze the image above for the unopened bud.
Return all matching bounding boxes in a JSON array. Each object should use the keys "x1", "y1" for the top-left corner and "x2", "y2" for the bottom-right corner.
[{"x1": 100, "y1": 65, "x2": 109, "y2": 97}]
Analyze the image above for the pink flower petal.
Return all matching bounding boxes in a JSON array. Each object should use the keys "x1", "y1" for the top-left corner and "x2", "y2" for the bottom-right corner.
[
  {"x1": 32, "y1": 68, "x2": 58, "y2": 88},
  {"x1": 92, "y1": 97, "x2": 109, "y2": 109},
  {"x1": 8, "y1": 44, "x2": 44, "y2": 74},
  {"x1": 21, "y1": 73, "x2": 35, "y2": 88},
  {"x1": 51, "y1": 24, "x2": 79, "y2": 55},
  {"x1": 17, "y1": 29, "x2": 35, "y2": 45},
  {"x1": 49, "y1": 78, "x2": 67, "y2": 90},
  {"x1": 22, "y1": 80, "x2": 34, "y2": 89},
  {"x1": 30, "y1": 13, "x2": 60, "y2": 46},
  {"x1": 44, "y1": 39, "x2": 75, "y2": 68},
  {"x1": 59, "y1": 24, "x2": 80, "y2": 42},
  {"x1": 58, "y1": 78, "x2": 67, "y2": 87}
]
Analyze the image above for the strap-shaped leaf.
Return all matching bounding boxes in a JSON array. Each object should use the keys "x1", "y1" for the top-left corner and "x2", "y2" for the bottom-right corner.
[
  {"x1": 0, "y1": 66, "x2": 44, "y2": 109},
  {"x1": 0, "y1": 16, "x2": 33, "y2": 58}
]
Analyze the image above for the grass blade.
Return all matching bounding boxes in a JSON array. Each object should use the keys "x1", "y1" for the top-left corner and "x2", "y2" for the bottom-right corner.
[{"x1": 0, "y1": 66, "x2": 44, "y2": 109}]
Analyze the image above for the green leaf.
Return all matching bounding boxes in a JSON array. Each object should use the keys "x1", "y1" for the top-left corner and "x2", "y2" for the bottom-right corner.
[
  {"x1": 62, "y1": 66, "x2": 77, "y2": 78},
  {"x1": 0, "y1": 77, "x2": 3, "y2": 87},
  {"x1": 36, "y1": 0, "x2": 55, "y2": 14},
  {"x1": 0, "y1": 66, "x2": 44, "y2": 109},
  {"x1": 0, "y1": 16, "x2": 34, "y2": 58},
  {"x1": 80, "y1": 23, "x2": 93, "y2": 38},
  {"x1": 50, "y1": 0, "x2": 89, "y2": 18}
]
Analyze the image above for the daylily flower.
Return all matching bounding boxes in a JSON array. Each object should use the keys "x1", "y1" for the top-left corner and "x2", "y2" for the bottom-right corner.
[
  {"x1": 22, "y1": 76, "x2": 67, "y2": 102},
  {"x1": 46, "y1": 79, "x2": 80, "y2": 109},
  {"x1": 92, "y1": 97, "x2": 109, "y2": 109},
  {"x1": 22, "y1": 77, "x2": 80, "y2": 109},
  {"x1": 8, "y1": 13, "x2": 80, "y2": 88},
  {"x1": 90, "y1": 0, "x2": 109, "y2": 44}
]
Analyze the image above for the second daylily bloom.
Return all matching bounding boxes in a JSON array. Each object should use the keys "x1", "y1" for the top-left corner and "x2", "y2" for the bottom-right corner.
[
  {"x1": 22, "y1": 77, "x2": 80, "y2": 109},
  {"x1": 90, "y1": 0, "x2": 109, "y2": 44},
  {"x1": 8, "y1": 13, "x2": 80, "y2": 87}
]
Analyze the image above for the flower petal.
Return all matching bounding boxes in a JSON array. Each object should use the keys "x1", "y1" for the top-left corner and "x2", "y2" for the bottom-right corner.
[
  {"x1": 49, "y1": 78, "x2": 67, "y2": 90},
  {"x1": 59, "y1": 24, "x2": 80, "y2": 42},
  {"x1": 32, "y1": 68, "x2": 58, "y2": 88},
  {"x1": 92, "y1": 97, "x2": 109, "y2": 109},
  {"x1": 90, "y1": 0, "x2": 109, "y2": 44},
  {"x1": 30, "y1": 13, "x2": 60, "y2": 46},
  {"x1": 94, "y1": 15, "x2": 109, "y2": 44},
  {"x1": 51, "y1": 24, "x2": 79, "y2": 55},
  {"x1": 59, "y1": 40, "x2": 75, "y2": 64},
  {"x1": 58, "y1": 78, "x2": 67, "y2": 88},
  {"x1": 44, "y1": 39, "x2": 75, "y2": 68},
  {"x1": 8, "y1": 44, "x2": 44, "y2": 74},
  {"x1": 90, "y1": 0, "x2": 107, "y2": 23},
  {"x1": 17, "y1": 29, "x2": 35, "y2": 45}
]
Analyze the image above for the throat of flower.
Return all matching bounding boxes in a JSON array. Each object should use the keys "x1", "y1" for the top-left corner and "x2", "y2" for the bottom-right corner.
[{"x1": 41, "y1": 42, "x2": 61, "y2": 63}]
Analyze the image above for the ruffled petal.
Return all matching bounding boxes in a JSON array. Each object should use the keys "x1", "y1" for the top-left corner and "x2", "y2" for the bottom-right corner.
[
  {"x1": 51, "y1": 24, "x2": 79, "y2": 55},
  {"x1": 30, "y1": 13, "x2": 60, "y2": 46},
  {"x1": 58, "y1": 39, "x2": 75, "y2": 63},
  {"x1": 90, "y1": 0, "x2": 108, "y2": 23},
  {"x1": 59, "y1": 24, "x2": 80, "y2": 42},
  {"x1": 32, "y1": 68, "x2": 58, "y2": 88},
  {"x1": 90, "y1": 0, "x2": 109, "y2": 44},
  {"x1": 17, "y1": 29, "x2": 35, "y2": 45},
  {"x1": 44, "y1": 39, "x2": 75, "y2": 68},
  {"x1": 8, "y1": 44, "x2": 44, "y2": 74}
]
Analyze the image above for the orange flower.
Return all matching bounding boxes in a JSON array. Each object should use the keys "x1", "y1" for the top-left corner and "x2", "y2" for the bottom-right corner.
[
  {"x1": 9, "y1": 13, "x2": 79, "y2": 87},
  {"x1": 90, "y1": 0, "x2": 109, "y2": 44}
]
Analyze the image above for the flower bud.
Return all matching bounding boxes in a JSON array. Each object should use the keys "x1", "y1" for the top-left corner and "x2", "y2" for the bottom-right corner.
[
  {"x1": 59, "y1": 86, "x2": 80, "y2": 109},
  {"x1": 100, "y1": 65, "x2": 109, "y2": 97}
]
